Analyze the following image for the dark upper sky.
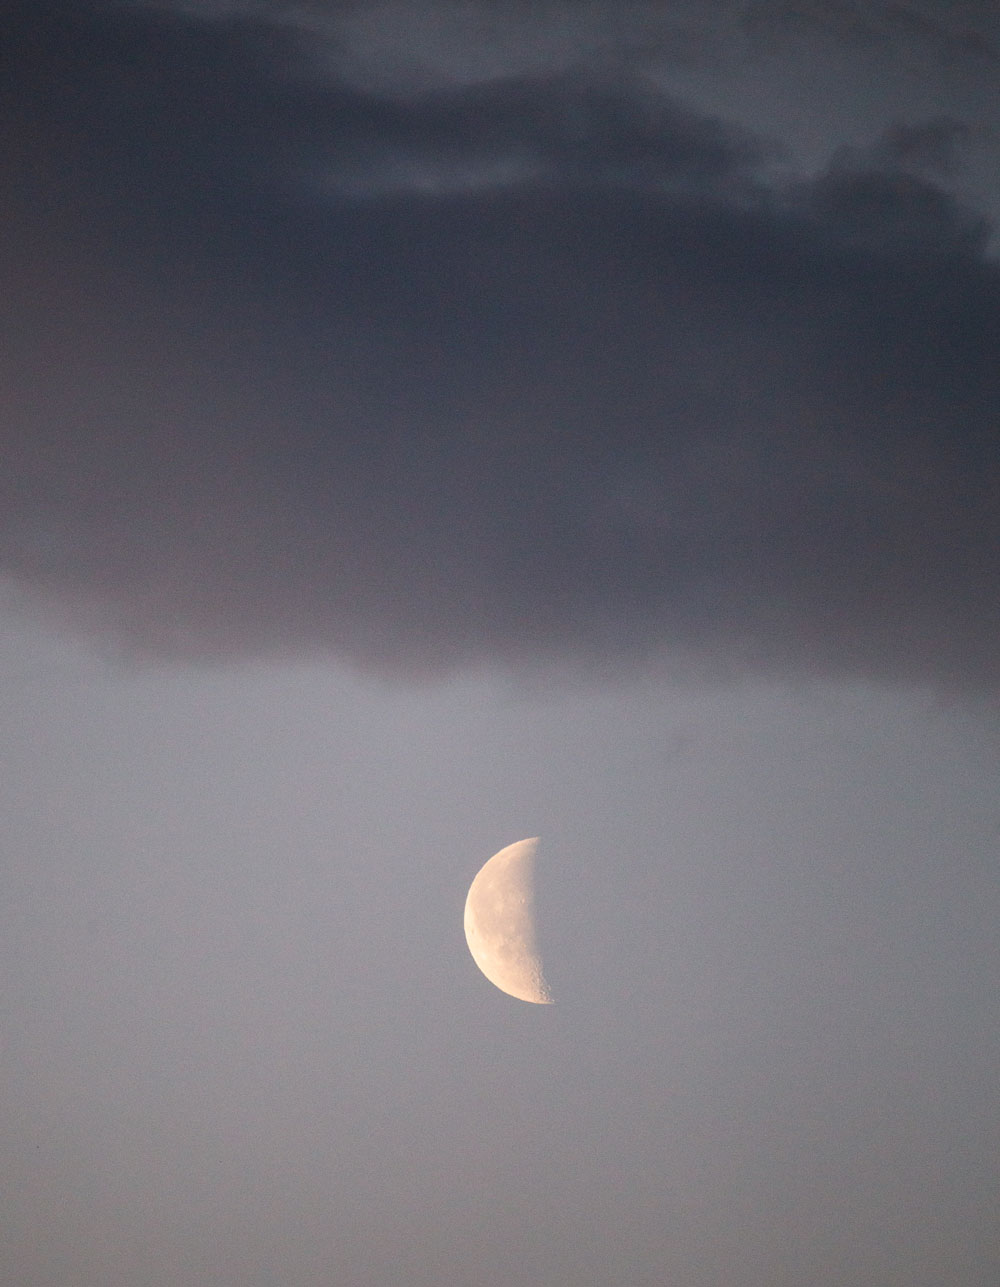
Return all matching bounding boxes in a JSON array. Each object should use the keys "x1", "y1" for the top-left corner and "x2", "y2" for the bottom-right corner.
[{"x1": 3, "y1": 0, "x2": 999, "y2": 686}]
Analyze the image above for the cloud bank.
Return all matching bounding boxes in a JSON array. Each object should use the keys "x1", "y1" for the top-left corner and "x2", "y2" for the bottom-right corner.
[{"x1": 2, "y1": 1, "x2": 998, "y2": 686}]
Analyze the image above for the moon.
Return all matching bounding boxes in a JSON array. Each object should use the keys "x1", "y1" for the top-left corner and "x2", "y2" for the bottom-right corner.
[{"x1": 464, "y1": 837, "x2": 554, "y2": 1004}]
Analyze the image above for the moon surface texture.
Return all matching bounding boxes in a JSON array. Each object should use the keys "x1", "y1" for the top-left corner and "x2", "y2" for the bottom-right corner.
[{"x1": 464, "y1": 837, "x2": 554, "y2": 1004}]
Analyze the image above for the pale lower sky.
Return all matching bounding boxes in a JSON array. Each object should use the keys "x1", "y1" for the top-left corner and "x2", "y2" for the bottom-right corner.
[{"x1": 2, "y1": 600, "x2": 997, "y2": 1287}]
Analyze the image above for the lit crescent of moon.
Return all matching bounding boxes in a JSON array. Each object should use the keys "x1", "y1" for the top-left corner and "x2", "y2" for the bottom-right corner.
[{"x1": 464, "y1": 837, "x2": 554, "y2": 1004}]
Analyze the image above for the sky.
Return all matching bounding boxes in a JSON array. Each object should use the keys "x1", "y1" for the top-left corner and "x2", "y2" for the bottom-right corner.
[{"x1": 1, "y1": 2, "x2": 999, "y2": 1284}]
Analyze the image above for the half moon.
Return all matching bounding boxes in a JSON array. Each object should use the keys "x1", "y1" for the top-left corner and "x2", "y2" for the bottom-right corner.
[{"x1": 464, "y1": 837, "x2": 553, "y2": 1004}]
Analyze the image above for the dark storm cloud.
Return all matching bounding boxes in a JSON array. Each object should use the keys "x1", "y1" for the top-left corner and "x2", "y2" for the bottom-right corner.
[
  {"x1": 877, "y1": 117, "x2": 973, "y2": 179},
  {"x1": 2, "y1": 1, "x2": 998, "y2": 686},
  {"x1": 796, "y1": 140, "x2": 991, "y2": 255},
  {"x1": 742, "y1": 0, "x2": 1000, "y2": 61}
]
